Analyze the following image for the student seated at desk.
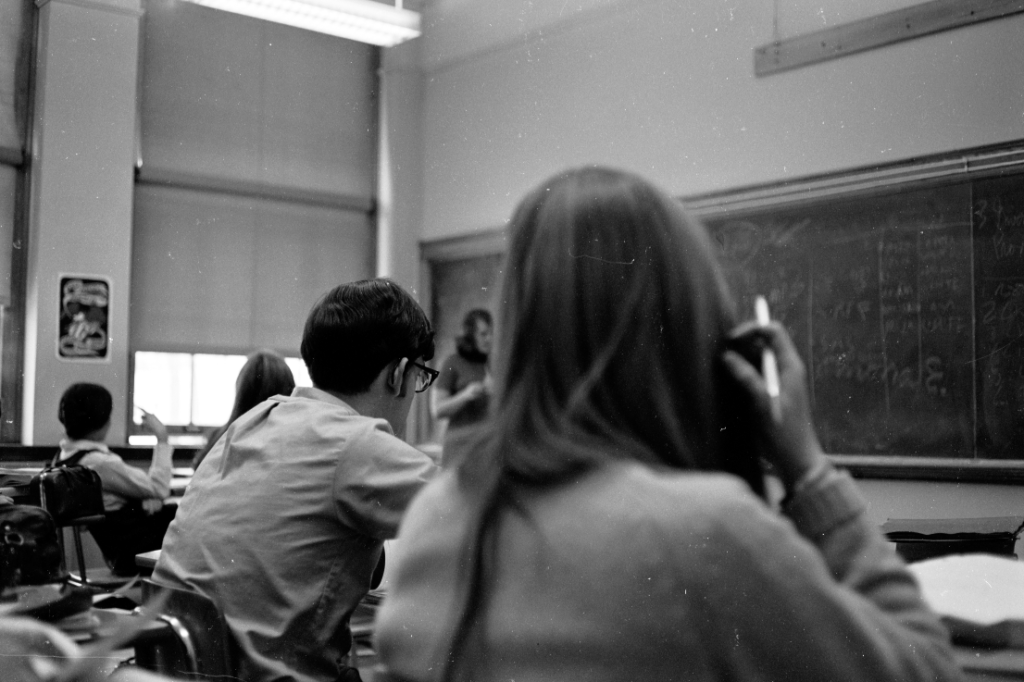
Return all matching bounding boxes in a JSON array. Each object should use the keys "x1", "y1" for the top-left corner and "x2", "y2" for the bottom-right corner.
[
  {"x1": 57, "y1": 383, "x2": 176, "y2": 576},
  {"x1": 374, "y1": 167, "x2": 965, "y2": 682},
  {"x1": 154, "y1": 279, "x2": 438, "y2": 682}
]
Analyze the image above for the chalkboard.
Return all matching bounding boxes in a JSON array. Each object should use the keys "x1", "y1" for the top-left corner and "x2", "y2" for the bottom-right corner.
[
  {"x1": 706, "y1": 174, "x2": 1024, "y2": 459},
  {"x1": 974, "y1": 175, "x2": 1024, "y2": 458}
]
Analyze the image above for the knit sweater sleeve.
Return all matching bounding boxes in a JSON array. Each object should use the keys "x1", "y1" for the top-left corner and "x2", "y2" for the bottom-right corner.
[{"x1": 671, "y1": 469, "x2": 964, "y2": 682}]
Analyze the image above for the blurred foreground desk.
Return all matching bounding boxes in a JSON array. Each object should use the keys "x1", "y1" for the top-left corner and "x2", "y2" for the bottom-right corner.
[
  {"x1": 956, "y1": 647, "x2": 1024, "y2": 680},
  {"x1": 910, "y1": 554, "x2": 1024, "y2": 679}
]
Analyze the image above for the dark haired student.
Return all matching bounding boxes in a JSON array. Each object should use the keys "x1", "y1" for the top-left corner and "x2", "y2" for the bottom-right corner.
[
  {"x1": 154, "y1": 279, "x2": 439, "y2": 682},
  {"x1": 57, "y1": 383, "x2": 175, "y2": 576}
]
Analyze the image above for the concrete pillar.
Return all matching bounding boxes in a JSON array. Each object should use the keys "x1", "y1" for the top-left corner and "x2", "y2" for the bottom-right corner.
[
  {"x1": 377, "y1": 39, "x2": 425, "y2": 299},
  {"x1": 378, "y1": 39, "x2": 429, "y2": 443},
  {"x1": 24, "y1": 0, "x2": 141, "y2": 444}
]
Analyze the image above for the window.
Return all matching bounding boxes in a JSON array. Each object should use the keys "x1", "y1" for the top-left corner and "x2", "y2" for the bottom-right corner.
[{"x1": 131, "y1": 351, "x2": 311, "y2": 445}]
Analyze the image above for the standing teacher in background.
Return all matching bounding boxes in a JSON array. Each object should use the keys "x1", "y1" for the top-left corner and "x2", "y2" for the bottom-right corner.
[{"x1": 432, "y1": 309, "x2": 493, "y2": 459}]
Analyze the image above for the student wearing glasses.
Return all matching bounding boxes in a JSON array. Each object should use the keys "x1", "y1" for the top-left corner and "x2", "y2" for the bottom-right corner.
[{"x1": 154, "y1": 278, "x2": 439, "y2": 682}]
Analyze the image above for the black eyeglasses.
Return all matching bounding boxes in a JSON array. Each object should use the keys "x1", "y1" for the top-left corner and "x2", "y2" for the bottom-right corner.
[{"x1": 410, "y1": 361, "x2": 440, "y2": 393}]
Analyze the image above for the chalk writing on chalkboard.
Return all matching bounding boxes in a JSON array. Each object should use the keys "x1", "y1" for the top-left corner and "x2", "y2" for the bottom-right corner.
[
  {"x1": 707, "y1": 184, "x2": 974, "y2": 457},
  {"x1": 975, "y1": 176, "x2": 1024, "y2": 458}
]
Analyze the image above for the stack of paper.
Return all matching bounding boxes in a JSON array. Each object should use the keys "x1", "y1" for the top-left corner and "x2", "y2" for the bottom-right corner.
[{"x1": 909, "y1": 554, "x2": 1024, "y2": 649}]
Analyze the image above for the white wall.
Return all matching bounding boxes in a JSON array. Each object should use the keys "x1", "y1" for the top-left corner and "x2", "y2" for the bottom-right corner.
[{"x1": 415, "y1": 0, "x2": 1024, "y2": 239}]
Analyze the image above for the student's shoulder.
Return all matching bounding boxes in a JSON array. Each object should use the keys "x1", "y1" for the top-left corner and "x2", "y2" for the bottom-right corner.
[
  {"x1": 393, "y1": 468, "x2": 462, "y2": 530},
  {"x1": 616, "y1": 461, "x2": 757, "y2": 507},
  {"x1": 337, "y1": 415, "x2": 432, "y2": 464},
  {"x1": 74, "y1": 447, "x2": 122, "y2": 466},
  {"x1": 606, "y1": 463, "x2": 778, "y2": 545}
]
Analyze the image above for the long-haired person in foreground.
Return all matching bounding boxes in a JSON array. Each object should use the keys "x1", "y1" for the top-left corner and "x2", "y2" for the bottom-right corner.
[
  {"x1": 375, "y1": 168, "x2": 963, "y2": 682},
  {"x1": 192, "y1": 349, "x2": 296, "y2": 469}
]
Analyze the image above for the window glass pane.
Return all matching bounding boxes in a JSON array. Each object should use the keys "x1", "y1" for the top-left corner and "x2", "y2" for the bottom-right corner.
[
  {"x1": 129, "y1": 433, "x2": 207, "y2": 447},
  {"x1": 134, "y1": 351, "x2": 192, "y2": 426},
  {"x1": 192, "y1": 353, "x2": 247, "y2": 426},
  {"x1": 285, "y1": 357, "x2": 311, "y2": 388}
]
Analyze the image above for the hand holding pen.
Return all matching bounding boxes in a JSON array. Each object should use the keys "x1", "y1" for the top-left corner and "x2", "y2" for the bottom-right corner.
[
  {"x1": 754, "y1": 296, "x2": 782, "y2": 423},
  {"x1": 722, "y1": 298, "x2": 827, "y2": 492}
]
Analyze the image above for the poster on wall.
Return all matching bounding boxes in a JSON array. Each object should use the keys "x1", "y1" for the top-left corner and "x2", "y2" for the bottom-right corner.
[{"x1": 57, "y1": 275, "x2": 111, "y2": 361}]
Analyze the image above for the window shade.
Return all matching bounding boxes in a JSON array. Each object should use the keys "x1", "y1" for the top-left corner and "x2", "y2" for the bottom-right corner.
[
  {"x1": 0, "y1": 0, "x2": 31, "y2": 305},
  {"x1": 133, "y1": 0, "x2": 379, "y2": 355},
  {"x1": 131, "y1": 184, "x2": 375, "y2": 354},
  {"x1": 0, "y1": 166, "x2": 15, "y2": 305},
  {"x1": 0, "y1": 0, "x2": 30, "y2": 155},
  {"x1": 139, "y1": 0, "x2": 378, "y2": 198}
]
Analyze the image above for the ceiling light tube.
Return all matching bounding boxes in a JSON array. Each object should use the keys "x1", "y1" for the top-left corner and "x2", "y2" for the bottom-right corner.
[{"x1": 180, "y1": 0, "x2": 421, "y2": 47}]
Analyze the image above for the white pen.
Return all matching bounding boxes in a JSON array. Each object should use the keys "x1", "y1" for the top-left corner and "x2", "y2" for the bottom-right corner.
[{"x1": 754, "y1": 296, "x2": 782, "y2": 423}]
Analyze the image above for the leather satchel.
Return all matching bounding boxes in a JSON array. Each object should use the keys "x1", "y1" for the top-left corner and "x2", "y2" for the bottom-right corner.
[
  {"x1": 34, "y1": 451, "x2": 105, "y2": 525},
  {"x1": 0, "y1": 505, "x2": 67, "y2": 588}
]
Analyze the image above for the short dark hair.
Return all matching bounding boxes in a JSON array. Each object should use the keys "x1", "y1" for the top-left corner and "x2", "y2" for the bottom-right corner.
[
  {"x1": 300, "y1": 278, "x2": 435, "y2": 394},
  {"x1": 59, "y1": 383, "x2": 113, "y2": 439}
]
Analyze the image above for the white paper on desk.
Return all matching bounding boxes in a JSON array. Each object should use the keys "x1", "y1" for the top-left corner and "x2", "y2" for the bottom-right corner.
[{"x1": 909, "y1": 554, "x2": 1024, "y2": 625}]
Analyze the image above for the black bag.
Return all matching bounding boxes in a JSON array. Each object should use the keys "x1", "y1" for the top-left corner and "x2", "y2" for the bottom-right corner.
[
  {"x1": 0, "y1": 505, "x2": 67, "y2": 589},
  {"x1": 33, "y1": 451, "x2": 105, "y2": 525},
  {"x1": 0, "y1": 505, "x2": 93, "y2": 623}
]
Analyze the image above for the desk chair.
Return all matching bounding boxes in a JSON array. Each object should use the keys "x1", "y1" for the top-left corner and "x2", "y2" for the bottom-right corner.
[
  {"x1": 346, "y1": 589, "x2": 384, "y2": 671},
  {"x1": 137, "y1": 578, "x2": 238, "y2": 680},
  {"x1": 45, "y1": 510, "x2": 132, "y2": 590}
]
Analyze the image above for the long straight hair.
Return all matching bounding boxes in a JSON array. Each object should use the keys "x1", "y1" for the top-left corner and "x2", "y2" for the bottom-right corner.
[
  {"x1": 193, "y1": 350, "x2": 296, "y2": 469},
  {"x1": 229, "y1": 350, "x2": 295, "y2": 424},
  {"x1": 441, "y1": 167, "x2": 765, "y2": 679}
]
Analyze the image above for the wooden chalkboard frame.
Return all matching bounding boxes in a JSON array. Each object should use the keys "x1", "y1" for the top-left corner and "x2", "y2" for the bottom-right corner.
[{"x1": 420, "y1": 141, "x2": 1024, "y2": 483}]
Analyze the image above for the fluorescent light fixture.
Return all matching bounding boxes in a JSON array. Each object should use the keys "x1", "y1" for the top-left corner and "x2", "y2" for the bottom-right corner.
[{"x1": 180, "y1": 0, "x2": 421, "y2": 47}]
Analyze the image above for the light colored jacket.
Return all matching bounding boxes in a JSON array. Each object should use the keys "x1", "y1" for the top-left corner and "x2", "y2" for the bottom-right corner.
[
  {"x1": 58, "y1": 439, "x2": 172, "y2": 512},
  {"x1": 376, "y1": 462, "x2": 964, "y2": 682}
]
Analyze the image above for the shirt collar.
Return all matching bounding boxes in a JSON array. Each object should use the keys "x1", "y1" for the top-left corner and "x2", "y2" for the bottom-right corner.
[
  {"x1": 287, "y1": 386, "x2": 360, "y2": 415},
  {"x1": 58, "y1": 438, "x2": 111, "y2": 457}
]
